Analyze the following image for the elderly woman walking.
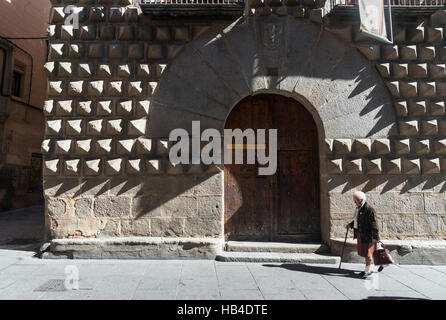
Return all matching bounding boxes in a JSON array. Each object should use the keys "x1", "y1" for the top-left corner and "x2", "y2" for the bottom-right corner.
[{"x1": 346, "y1": 191, "x2": 383, "y2": 278}]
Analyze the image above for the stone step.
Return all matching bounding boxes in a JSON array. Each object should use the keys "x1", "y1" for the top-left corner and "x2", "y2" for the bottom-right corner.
[
  {"x1": 225, "y1": 241, "x2": 330, "y2": 254},
  {"x1": 216, "y1": 251, "x2": 341, "y2": 264}
]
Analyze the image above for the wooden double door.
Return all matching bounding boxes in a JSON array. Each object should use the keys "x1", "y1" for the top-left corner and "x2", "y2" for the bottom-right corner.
[{"x1": 224, "y1": 95, "x2": 320, "y2": 242}]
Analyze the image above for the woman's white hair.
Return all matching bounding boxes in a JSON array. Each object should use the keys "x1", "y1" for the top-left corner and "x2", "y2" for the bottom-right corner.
[{"x1": 353, "y1": 191, "x2": 366, "y2": 201}]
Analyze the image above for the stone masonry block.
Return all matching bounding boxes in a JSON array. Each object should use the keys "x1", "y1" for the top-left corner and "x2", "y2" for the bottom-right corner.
[
  {"x1": 55, "y1": 140, "x2": 72, "y2": 155},
  {"x1": 66, "y1": 120, "x2": 83, "y2": 136},
  {"x1": 84, "y1": 159, "x2": 102, "y2": 176},
  {"x1": 128, "y1": 119, "x2": 147, "y2": 136},
  {"x1": 419, "y1": 82, "x2": 436, "y2": 97},
  {"x1": 183, "y1": 217, "x2": 221, "y2": 237},
  {"x1": 433, "y1": 139, "x2": 446, "y2": 154},
  {"x1": 136, "y1": 137, "x2": 153, "y2": 154},
  {"x1": 395, "y1": 193, "x2": 424, "y2": 213},
  {"x1": 398, "y1": 121, "x2": 419, "y2": 136},
  {"x1": 127, "y1": 159, "x2": 143, "y2": 175},
  {"x1": 418, "y1": 46, "x2": 435, "y2": 61},
  {"x1": 117, "y1": 100, "x2": 133, "y2": 115},
  {"x1": 94, "y1": 197, "x2": 131, "y2": 218},
  {"x1": 64, "y1": 159, "x2": 80, "y2": 175},
  {"x1": 356, "y1": 44, "x2": 380, "y2": 60},
  {"x1": 406, "y1": 26, "x2": 424, "y2": 43},
  {"x1": 414, "y1": 215, "x2": 439, "y2": 235},
  {"x1": 373, "y1": 139, "x2": 391, "y2": 155},
  {"x1": 411, "y1": 139, "x2": 430, "y2": 154},
  {"x1": 95, "y1": 139, "x2": 113, "y2": 154},
  {"x1": 44, "y1": 159, "x2": 59, "y2": 175},
  {"x1": 392, "y1": 63, "x2": 408, "y2": 78},
  {"x1": 409, "y1": 63, "x2": 427, "y2": 78},
  {"x1": 399, "y1": 81, "x2": 417, "y2": 98},
  {"x1": 332, "y1": 139, "x2": 351, "y2": 155},
  {"x1": 381, "y1": 45, "x2": 398, "y2": 60},
  {"x1": 352, "y1": 139, "x2": 371, "y2": 155},
  {"x1": 385, "y1": 158, "x2": 402, "y2": 174},
  {"x1": 329, "y1": 192, "x2": 354, "y2": 214},
  {"x1": 327, "y1": 159, "x2": 342, "y2": 174},
  {"x1": 197, "y1": 196, "x2": 222, "y2": 218},
  {"x1": 429, "y1": 100, "x2": 445, "y2": 115},
  {"x1": 393, "y1": 100, "x2": 408, "y2": 116},
  {"x1": 46, "y1": 197, "x2": 67, "y2": 219},
  {"x1": 402, "y1": 158, "x2": 421, "y2": 175},
  {"x1": 363, "y1": 158, "x2": 382, "y2": 174},
  {"x1": 422, "y1": 120, "x2": 438, "y2": 135},
  {"x1": 385, "y1": 214, "x2": 414, "y2": 235},
  {"x1": 425, "y1": 26, "x2": 443, "y2": 43},
  {"x1": 151, "y1": 218, "x2": 184, "y2": 237},
  {"x1": 344, "y1": 159, "x2": 362, "y2": 174},
  {"x1": 368, "y1": 192, "x2": 395, "y2": 214},
  {"x1": 375, "y1": 63, "x2": 390, "y2": 78},
  {"x1": 98, "y1": 63, "x2": 112, "y2": 77},
  {"x1": 399, "y1": 45, "x2": 417, "y2": 60},
  {"x1": 422, "y1": 158, "x2": 440, "y2": 174},
  {"x1": 408, "y1": 100, "x2": 427, "y2": 116},
  {"x1": 392, "y1": 139, "x2": 410, "y2": 155},
  {"x1": 136, "y1": 100, "x2": 150, "y2": 116},
  {"x1": 146, "y1": 159, "x2": 162, "y2": 174},
  {"x1": 385, "y1": 81, "x2": 399, "y2": 97},
  {"x1": 117, "y1": 139, "x2": 135, "y2": 154},
  {"x1": 97, "y1": 100, "x2": 113, "y2": 116},
  {"x1": 75, "y1": 139, "x2": 91, "y2": 155},
  {"x1": 424, "y1": 193, "x2": 446, "y2": 213},
  {"x1": 105, "y1": 158, "x2": 123, "y2": 175},
  {"x1": 429, "y1": 64, "x2": 446, "y2": 79}
]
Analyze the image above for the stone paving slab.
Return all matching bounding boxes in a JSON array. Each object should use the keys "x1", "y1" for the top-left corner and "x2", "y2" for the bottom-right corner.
[{"x1": 0, "y1": 249, "x2": 445, "y2": 300}]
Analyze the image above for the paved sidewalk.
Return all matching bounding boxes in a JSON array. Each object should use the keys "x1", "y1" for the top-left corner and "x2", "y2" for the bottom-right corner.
[{"x1": 0, "y1": 249, "x2": 445, "y2": 300}]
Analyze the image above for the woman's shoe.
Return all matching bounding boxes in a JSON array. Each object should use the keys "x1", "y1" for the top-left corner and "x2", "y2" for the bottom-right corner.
[
  {"x1": 378, "y1": 265, "x2": 384, "y2": 272},
  {"x1": 362, "y1": 272, "x2": 373, "y2": 279}
]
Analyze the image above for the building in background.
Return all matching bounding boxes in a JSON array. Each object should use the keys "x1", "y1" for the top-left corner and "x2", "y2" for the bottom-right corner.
[{"x1": 0, "y1": 0, "x2": 51, "y2": 211}]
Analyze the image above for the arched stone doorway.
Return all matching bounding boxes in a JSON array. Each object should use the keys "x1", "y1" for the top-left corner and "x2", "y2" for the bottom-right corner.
[
  {"x1": 224, "y1": 94, "x2": 320, "y2": 242},
  {"x1": 147, "y1": 16, "x2": 397, "y2": 243}
]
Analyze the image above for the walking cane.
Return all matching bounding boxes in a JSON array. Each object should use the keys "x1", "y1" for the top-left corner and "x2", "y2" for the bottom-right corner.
[{"x1": 338, "y1": 227, "x2": 349, "y2": 269}]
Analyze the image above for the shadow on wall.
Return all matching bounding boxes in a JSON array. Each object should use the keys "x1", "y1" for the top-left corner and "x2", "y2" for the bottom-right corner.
[
  {"x1": 44, "y1": 170, "x2": 222, "y2": 238},
  {"x1": 328, "y1": 174, "x2": 446, "y2": 195},
  {"x1": 47, "y1": 16, "x2": 398, "y2": 239},
  {"x1": 148, "y1": 17, "x2": 397, "y2": 140}
]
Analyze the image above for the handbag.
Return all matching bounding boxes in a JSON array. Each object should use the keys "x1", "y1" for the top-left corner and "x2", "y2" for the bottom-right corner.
[{"x1": 373, "y1": 241, "x2": 394, "y2": 265}]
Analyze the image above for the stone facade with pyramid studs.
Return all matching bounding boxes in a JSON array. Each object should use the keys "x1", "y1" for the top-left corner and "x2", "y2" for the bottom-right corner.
[{"x1": 43, "y1": 0, "x2": 446, "y2": 258}]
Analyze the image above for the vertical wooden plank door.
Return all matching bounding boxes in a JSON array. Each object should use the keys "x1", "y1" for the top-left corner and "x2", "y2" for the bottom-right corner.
[{"x1": 224, "y1": 94, "x2": 320, "y2": 242}]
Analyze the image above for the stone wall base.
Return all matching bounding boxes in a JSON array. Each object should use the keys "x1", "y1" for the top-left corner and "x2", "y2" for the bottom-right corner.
[
  {"x1": 41, "y1": 237, "x2": 224, "y2": 260},
  {"x1": 41, "y1": 237, "x2": 446, "y2": 264},
  {"x1": 330, "y1": 238, "x2": 446, "y2": 265}
]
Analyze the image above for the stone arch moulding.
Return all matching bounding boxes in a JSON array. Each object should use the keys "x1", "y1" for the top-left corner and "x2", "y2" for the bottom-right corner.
[{"x1": 149, "y1": 15, "x2": 397, "y2": 140}]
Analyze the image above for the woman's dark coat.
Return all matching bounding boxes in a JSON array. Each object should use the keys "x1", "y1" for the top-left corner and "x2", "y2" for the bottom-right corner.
[{"x1": 348, "y1": 202, "x2": 380, "y2": 243}]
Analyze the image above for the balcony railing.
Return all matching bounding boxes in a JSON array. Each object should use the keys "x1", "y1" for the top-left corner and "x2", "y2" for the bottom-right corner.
[
  {"x1": 329, "y1": 0, "x2": 446, "y2": 18},
  {"x1": 139, "y1": 0, "x2": 246, "y2": 17},
  {"x1": 330, "y1": 0, "x2": 446, "y2": 6},
  {"x1": 140, "y1": 0, "x2": 243, "y2": 3}
]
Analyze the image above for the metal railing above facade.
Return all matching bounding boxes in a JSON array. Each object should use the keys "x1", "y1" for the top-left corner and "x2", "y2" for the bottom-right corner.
[
  {"x1": 330, "y1": 0, "x2": 446, "y2": 7},
  {"x1": 139, "y1": 0, "x2": 244, "y2": 4}
]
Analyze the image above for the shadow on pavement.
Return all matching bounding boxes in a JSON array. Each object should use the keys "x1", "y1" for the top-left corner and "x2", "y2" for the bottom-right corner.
[
  {"x1": 364, "y1": 296, "x2": 428, "y2": 300},
  {"x1": 263, "y1": 263, "x2": 363, "y2": 279},
  {"x1": 0, "y1": 205, "x2": 44, "y2": 255}
]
